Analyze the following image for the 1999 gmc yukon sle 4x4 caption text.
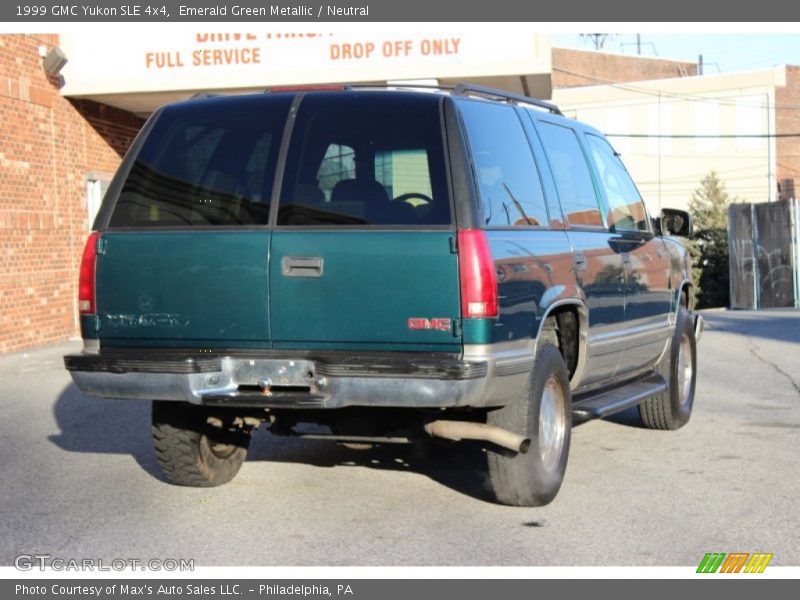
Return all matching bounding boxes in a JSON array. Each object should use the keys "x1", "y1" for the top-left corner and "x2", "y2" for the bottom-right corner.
[{"x1": 65, "y1": 85, "x2": 702, "y2": 506}]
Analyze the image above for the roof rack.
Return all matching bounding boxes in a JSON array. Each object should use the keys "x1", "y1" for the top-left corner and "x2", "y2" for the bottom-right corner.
[
  {"x1": 260, "y1": 83, "x2": 563, "y2": 116},
  {"x1": 453, "y1": 83, "x2": 563, "y2": 116},
  {"x1": 264, "y1": 84, "x2": 348, "y2": 93},
  {"x1": 341, "y1": 83, "x2": 456, "y2": 93}
]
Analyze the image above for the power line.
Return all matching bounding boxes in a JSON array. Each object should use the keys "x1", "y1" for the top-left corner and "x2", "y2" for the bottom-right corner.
[
  {"x1": 557, "y1": 88, "x2": 771, "y2": 111},
  {"x1": 638, "y1": 171, "x2": 770, "y2": 185},
  {"x1": 606, "y1": 133, "x2": 800, "y2": 138},
  {"x1": 636, "y1": 167, "x2": 767, "y2": 184},
  {"x1": 712, "y1": 48, "x2": 800, "y2": 72},
  {"x1": 622, "y1": 153, "x2": 774, "y2": 159},
  {"x1": 552, "y1": 66, "x2": 800, "y2": 110}
]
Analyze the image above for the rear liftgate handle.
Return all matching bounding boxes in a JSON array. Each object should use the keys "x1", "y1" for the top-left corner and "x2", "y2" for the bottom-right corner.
[{"x1": 281, "y1": 256, "x2": 324, "y2": 278}]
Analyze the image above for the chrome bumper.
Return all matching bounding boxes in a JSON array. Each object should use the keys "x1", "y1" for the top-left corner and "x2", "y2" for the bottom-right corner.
[{"x1": 65, "y1": 346, "x2": 532, "y2": 409}]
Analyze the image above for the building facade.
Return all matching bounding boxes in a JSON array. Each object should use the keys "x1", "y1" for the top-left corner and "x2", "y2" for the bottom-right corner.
[
  {"x1": 552, "y1": 47, "x2": 698, "y2": 88},
  {"x1": 1, "y1": 34, "x2": 798, "y2": 352},
  {"x1": 552, "y1": 66, "x2": 792, "y2": 213},
  {"x1": 1, "y1": 28, "x2": 552, "y2": 353},
  {"x1": 776, "y1": 65, "x2": 800, "y2": 200},
  {"x1": 1, "y1": 34, "x2": 143, "y2": 352}
]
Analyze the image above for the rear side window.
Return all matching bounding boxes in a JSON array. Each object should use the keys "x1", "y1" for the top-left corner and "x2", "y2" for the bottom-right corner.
[
  {"x1": 537, "y1": 122, "x2": 604, "y2": 228},
  {"x1": 108, "y1": 95, "x2": 292, "y2": 227},
  {"x1": 460, "y1": 101, "x2": 548, "y2": 227},
  {"x1": 277, "y1": 93, "x2": 450, "y2": 226},
  {"x1": 585, "y1": 134, "x2": 649, "y2": 232}
]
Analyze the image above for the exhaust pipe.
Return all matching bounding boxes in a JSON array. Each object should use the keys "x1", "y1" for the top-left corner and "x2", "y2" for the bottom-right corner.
[{"x1": 424, "y1": 420, "x2": 530, "y2": 454}]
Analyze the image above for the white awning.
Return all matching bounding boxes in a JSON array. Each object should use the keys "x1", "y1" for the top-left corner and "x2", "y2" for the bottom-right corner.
[{"x1": 58, "y1": 25, "x2": 552, "y2": 116}]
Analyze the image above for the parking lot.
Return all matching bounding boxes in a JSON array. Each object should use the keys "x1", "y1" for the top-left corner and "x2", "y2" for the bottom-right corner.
[{"x1": 1, "y1": 309, "x2": 798, "y2": 567}]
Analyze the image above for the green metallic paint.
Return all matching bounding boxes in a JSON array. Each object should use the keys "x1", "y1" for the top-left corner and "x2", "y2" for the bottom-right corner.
[
  {"x1": 269, "y1": 230, "x2": 461, "y2": 351},
  {"x1": 271, "y1": 341, "x2": 462, "y2": 352},
  {"x1": 485, "y1": 230, "x2": 575, "y2": 346},
  {"x1": 79, "y1": 314, "x2": 99, "y2": 339},
  {"x1": 96, "y1": 231, "x2": 272, "y2": 348},
  {"x1": 461, "y1": 318, "x2": 494, "y2": 345}
]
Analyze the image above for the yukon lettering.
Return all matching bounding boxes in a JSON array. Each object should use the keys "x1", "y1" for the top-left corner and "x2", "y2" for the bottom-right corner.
[{"x1": 105, "y1": 314, "x2": 189, "y2": 329}]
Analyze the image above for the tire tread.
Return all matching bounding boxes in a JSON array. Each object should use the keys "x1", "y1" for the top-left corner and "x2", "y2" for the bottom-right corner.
[
  {"x1": 151, "y1": 402, "x2": 248, "y2": 487},
  {"x1": 639, "y1": 306, "x2": 696, "y2": 431},
  {"x1": 486, "y1": 344, "x2": 572, "y2": 507}
]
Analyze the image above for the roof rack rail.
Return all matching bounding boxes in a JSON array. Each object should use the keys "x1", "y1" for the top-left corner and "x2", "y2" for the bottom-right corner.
[
  {"x1": 190, "y1": 92, "x2": 223, "y2": 100},
  {"x1": 342, "y1": 83, "x2": 457, "y2": 93},
  {"x1": 264, "y1": 84, "x2": 349, "y2": 93},
  {"x1": 452, "y1": 83, "x2": 563, "y2": 116},
  {"x1": 258, "y1": 83, "x2": 563, "y2": 115}
]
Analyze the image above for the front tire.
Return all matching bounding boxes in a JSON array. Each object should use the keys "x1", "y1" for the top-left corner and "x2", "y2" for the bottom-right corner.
[
  {"x1": 152, "y1": 401, "x2": 251, "y2": 487},
  {"x1": 486, "y1": 344, "x2": 572, "y2": 507},
  {"x1": 639, "y1": 306, "x2": 697, "y2": 430}
]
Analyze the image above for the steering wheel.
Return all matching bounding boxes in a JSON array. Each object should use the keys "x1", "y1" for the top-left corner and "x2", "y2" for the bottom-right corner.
[{"x1": 393, "y1": 192, "x2": 433, "y2": 207}]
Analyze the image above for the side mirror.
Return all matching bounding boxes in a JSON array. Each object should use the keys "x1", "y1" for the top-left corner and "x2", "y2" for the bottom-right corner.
[{"x1": 658, "y1": 208, "x2": 693, "y2": 237}]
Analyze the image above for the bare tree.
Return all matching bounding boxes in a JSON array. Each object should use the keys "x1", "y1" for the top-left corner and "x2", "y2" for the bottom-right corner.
[{"x1": 580, "y1": 34, "x2": 616, "y2": 50}]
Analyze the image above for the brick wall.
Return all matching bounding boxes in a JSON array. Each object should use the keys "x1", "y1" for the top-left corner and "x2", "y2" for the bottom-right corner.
[
  {"x1": 552, "y1": 47, "x2": 697, "y2": 88},
  {"x1": 0, "y1": 37, "x2": 794, "y2": 353},
  {"x1": 776, "y1": 66, "x2": 800, "y2": 200},
  {"x1": 0, "y1": 34, "x2": 143, "y2": 353}
]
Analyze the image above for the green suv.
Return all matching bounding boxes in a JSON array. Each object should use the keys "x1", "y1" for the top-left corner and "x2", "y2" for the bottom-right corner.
[{"x1": 65, "y1": 85, "x2": 701, "y2": 506}]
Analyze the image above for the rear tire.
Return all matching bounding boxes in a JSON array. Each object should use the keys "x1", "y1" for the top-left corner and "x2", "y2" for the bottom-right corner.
[
  {"x1": 152, "y1": 401, "x2": 251, "y2": 487},
  {"x1": 639, "y1": 306, "x2": 697, "y2": 430},
  {"x1": 486, "y1": 344, "x2": 572, "y2": 507}
]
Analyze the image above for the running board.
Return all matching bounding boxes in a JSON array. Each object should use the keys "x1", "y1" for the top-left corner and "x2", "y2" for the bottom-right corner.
[{"x1": 571, "y1": 374, "x2": 667, "y2": 423}]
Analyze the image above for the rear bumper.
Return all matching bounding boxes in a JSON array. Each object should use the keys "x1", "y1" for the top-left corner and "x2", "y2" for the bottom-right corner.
[{"x1": 64, "y1": 346, "x2": 531, "y2": 409}]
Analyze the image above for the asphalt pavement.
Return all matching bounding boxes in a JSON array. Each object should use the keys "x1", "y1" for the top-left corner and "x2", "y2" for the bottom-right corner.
[{"x1": 1, "y1": 309, "x2": 798, "y2": 567}]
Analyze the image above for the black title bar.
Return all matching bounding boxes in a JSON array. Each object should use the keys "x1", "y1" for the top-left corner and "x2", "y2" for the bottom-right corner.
[{"x1": 3, "y1": 0, "x2": 800, "y2": 22}]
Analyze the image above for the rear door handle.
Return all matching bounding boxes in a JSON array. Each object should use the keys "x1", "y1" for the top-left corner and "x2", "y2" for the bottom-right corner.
[{"x1": 281, "y1": 256, "x2": 324, "y2": 278}]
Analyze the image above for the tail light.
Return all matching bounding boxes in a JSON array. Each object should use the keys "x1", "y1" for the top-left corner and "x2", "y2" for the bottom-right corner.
[
  {"x1": 78, "y1": 232, "x2": 101, "y2": 314},
  {"x1": 457, "y1": 229, "x2": 498, "y2": 318}
]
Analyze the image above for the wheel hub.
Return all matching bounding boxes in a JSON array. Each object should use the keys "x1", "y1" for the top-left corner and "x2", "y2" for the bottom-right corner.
[
  {"x1": 677, "y1": 334, "x2": 694, "y2": 408},
  {"x1": 539, "y1": 376, "x2": 566, "y2": 472}
]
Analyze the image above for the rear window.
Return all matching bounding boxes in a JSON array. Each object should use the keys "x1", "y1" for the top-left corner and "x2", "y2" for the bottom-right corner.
[
  {"x1": 277, "y1": 93, "x2": 451, "y2": 226},
  {"x1": 108, "y1": 95, "x2": 293, "y2": 228}
]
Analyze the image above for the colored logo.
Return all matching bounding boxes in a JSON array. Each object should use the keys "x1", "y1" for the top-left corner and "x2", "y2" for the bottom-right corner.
[{"x1": 697, "y1": 552, "x2": 773, "y2": 573}]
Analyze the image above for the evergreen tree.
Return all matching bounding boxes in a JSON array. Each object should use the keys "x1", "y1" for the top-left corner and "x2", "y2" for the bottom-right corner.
[
  {"x1": 687, "y1": 171, "x2": 734, "y2": 308},
  {"x1": 689, "y1": 171, "x2": 731, "y2": 230}
]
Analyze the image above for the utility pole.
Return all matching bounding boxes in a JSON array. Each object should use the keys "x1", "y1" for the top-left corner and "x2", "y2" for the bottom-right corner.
[
  {"x1": 698, "y1": 54, "x2": 704, "y2": 76},
  {"x1": 637, "y1": 34, "x2": 641, "y2": 55}
]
